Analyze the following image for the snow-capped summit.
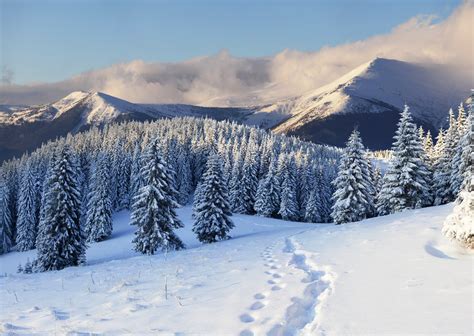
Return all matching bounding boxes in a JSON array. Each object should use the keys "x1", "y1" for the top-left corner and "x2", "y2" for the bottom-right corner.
[
  {"x1": 0, "y1": 91, "x2": 160, "y2": 127},
  {"x1": 270, "y1": 58, "x2": 470, "y2": 148}
]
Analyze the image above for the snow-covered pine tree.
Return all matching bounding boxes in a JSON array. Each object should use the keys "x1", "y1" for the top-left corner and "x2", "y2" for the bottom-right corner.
[
  {"x1": 418, "y1": 126, "x2": 425, "y2": 142},
  {"x1": 331, "y1": 130, "x2": 374, "y2": 224},
  {"x1": 85, "y1": 153, "x2": 113, "y2": 242},
  {"x1": 304, "y1": 166, "x2": 323, "y2": 223},
  {"x1": 377, "y1": 105, "x2": 433, "y2": 215},
  {"x1": 442, "y1": 104, "x2": 473, "y2": 249},
  {"x1": 454, "y1": 95, "x2": 473, "y2": 199},
  {"x1": 235, "y1": 134, "x2": 260, "y2": 214},
  {"x1": 228, "y1": 148, "x2": 245, "y2": 212},
  {"x1": 35, "y1": 145, "x2": 86, "y2": 271},
  {"x1": 130, "y1": 142, "x2": 143, "y2": 203},
  {"x1": 304, "y1": 191, "x2": 323, "y2": 223},
  {"x1": 433, "y1": 108, "x2": 459, "y2": 205},
  {"x1": 456, "y1": 102, "x2": 466, "y2": 130},
  {"x1": 319, "y1": 168, "x2": 335, "y2": 223},
  {"x1": 193, "y1": 154, "x2": 234, "y2": 243},
  {"x1": 278, "y1": 155, "x2": 299, "y2": 221},
  {"x1": 176, "y1": 147, "x2": 193, "y2": 206},
  {"x1": 296, "y1": 153, "x2": 312, "y2": 218},
  {"x1": 372, "y1": 166, "x2": 383, "y2": 197},
  {"x1": 115, "y1": 149, "x2": 131, "y2": 211},
  {"x1": 423, "y1": 130, "x2": 435, "y2": 165},
  {"x1": 254, "y1": 157, "x2": 280, "y2": 217},
  {"x1": 0, "y1": 181, "x2": 13, "y2": 254},
  {"x1": 3, "y1": 165, "x2": 19, "y2": 244},
  {"x1": 131, "y1": 139, "x2": 184, "y2": 254},
  {"x1": 449, "y1": 102, "x2": 470, "y2": 197},
  {"x1": 16, "y1": 165, "x2": 38, "y2": 251}
]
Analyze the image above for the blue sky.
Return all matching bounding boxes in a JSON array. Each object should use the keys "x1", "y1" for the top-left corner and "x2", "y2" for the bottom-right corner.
[{"x1": 1, "y1": 0, "x2": 462, "y2": 84}]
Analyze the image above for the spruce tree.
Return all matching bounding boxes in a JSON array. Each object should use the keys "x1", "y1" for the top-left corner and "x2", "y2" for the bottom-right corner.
[
  {"x1": 85, "y1": 153, "x2": 113, "y2": 242},
  {"x1": 331, "y1": 130, "x2": 375, "y2": 224},
  {"x1": 305, "y1": 190, "x2": 323, "y2": 223},
  {"x1": 35, "y1": 145, "x2": 86, "y2": 271},
  {"x1": 232, "y1": 135, "x2": 260, "y2": 214},
  {"x1": 176, "y1": 148, "x2": 192, "y2": 206},
  {"x1": 278, "y1": 155, "x2": 299, "y2": 221},
  {"x1": 130, "y1": 142, "x2": 143, "y2": 203},
  {"x1": 433, "y1": 109, "x2": 458, "y2": 204},
  {"x1": 193, "y1": 154, "x2": 234, "y2": 243},
  {"x1": 0, "y1": 181, "x2": 13, "y2": 254},
  {"x1": 443, "y1": 103, "x2": 473, "y2": 249},
  {"x1": 319, "y1": 168, "x2": 335, "y2": 223},
  {"x1": 115, "y1": 149, "x2": 131, "y2": 211},
  {"x1": 450, "y1": 102, "x2": 470, "y2": 197},
  {"x1": 377, "y1": 105, "x2": 433, "y2": 215},
  {"x1": 16, "y1": 166, "x2": 38, "y2": 251},
  {"x1": 131, "y1": 139, "x2": 184, "y2": 254},
  {"x1": 229, "y1": 150, "x2": 244, "y2": 212},
  {"x1": 254, "y1": 157, "x2": 280, "y2": 217},
  {"x1": 423, "y1": 130, "x2": 434, "y2": 163}
]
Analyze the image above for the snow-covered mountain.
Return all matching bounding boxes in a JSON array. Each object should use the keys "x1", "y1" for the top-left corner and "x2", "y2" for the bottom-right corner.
[
  {"x1": 0, "y1": 91, "x2": 246, "y2": 127},
  {"x1": 0, "y1": 92, "x2": 267, "y2": 161},
  {"x1": 269, "y1": 58, "x2": 470, "y2": 148},
  {"x1": 0, "y1": 57, "x2": 470, "y2": 161}
]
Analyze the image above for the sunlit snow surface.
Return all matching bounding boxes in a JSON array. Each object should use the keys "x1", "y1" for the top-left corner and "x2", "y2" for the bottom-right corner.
[{"x1": 0, "y1": 204, "x2": 472, "y2": 335}]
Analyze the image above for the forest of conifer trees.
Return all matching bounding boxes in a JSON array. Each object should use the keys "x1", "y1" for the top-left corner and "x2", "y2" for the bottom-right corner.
[{"x1": 0, "y1": 93, "x2": 473, "y2": 272}]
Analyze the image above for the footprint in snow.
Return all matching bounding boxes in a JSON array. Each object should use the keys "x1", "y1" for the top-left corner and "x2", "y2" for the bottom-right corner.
[
  {"x1": 254, "y1": 293, "x2": 266, "y2": 300},
  {"x1": 250, "y1": 301, "x2": 266, "y2": 310},
  {"x1": 271, "y1": 284, "x2": 286, "y2": 291},
  {"x1": 239, "y1": 313, "x2": 255, "y2": 323},
  {"x1": 239, "y1": 329, "x2": 254, "y2": 336}
]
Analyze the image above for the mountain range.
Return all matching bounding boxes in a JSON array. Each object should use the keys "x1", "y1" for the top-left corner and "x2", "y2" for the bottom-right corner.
[{"x1": 0, "y1": 57, "x2": 470, "y2": 162}]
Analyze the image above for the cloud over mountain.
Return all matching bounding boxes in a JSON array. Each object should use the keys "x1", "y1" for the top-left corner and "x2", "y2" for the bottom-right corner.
[{"x1": 1, "y1": 1, "x2": 472, "y2": 106}]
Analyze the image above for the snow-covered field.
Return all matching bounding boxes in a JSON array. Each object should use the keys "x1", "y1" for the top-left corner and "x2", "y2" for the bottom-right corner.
[{"x1": 0, "y1": 204, "x2": 472, "y2": 335}]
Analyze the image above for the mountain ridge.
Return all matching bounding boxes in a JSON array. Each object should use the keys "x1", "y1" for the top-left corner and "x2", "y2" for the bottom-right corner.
[{"x1": 1, "y1": 57, "x2": 470, "y2": 161}]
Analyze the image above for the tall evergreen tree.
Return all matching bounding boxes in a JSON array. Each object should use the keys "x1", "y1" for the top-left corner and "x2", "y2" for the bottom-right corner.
[
  {"x1": 433, "y1": 109, "x2": 458, "y2": 204},
  {"x1": 85, "y1": 153, "x2": 113, "y2": 242},
  {"x1": 304, "y1": 167, "x2": 323, "y2": 223},
  {"x1": 331, "y1": 130, "x2": 375, "y2": 224},
  {"x1": 443, "y1": 102, "x2": 473, "y2": 249},
  {"x1": 131, "y1": 139, "x2": 184, "y2": 254},
  {"x1": 228, "y1": 149, "x2": 245, "y2": 212},
  {"x1": 115, "y1": 149, "x2": 131, "y2": 211},
  {"x1": 233, "y1": 135, "x2": 260, "y2": 214},
  {"x1": 254, "y1": 157, "x2": 280, "y2": 217},
  {"x1": 319, "y1": 168, "x2": 335, "y2": 223},
  {"x1": 16, "y1": 165, "x2": 38, "y2": 251},
  {"x1": 455, "y1": 96, "x2": 473, "y2": 198},
  {"x1": 193, "y1": 154, "x2": 234, "y2": 243},
  {"x1": 449, "y1": 102, "x2": 470, "y2": 197},
  {"x1": 130, "y1": 142, "x2": 143, "y2": 203},
  {"x1": 377, "y1": 105, "x2": 433, "y2": 215},
  {"x1": 0, "y1": 181, "x2": 13, "y2": 254},
  {"x1": 176, "y1": 148, "x2": 193, "y2": 205},
  {"x1": 35, "y1": 145, "x2": 86, "y2": 271},
  {"x1": 278, "y1": 155, "x2": 299, "y2": 221}
]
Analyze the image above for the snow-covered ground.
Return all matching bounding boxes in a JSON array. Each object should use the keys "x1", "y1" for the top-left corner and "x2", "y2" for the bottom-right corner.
[{"x1": 0, "y1": 205, "x2": 472, "y2": 335}]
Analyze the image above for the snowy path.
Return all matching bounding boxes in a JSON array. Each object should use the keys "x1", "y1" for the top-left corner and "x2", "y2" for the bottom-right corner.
[{"x1": 0, "y1": 205, "x2": 472, "y2": 335}]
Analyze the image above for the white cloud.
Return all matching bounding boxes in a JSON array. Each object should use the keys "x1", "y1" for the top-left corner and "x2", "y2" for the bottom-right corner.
[{"x1": 1, "y1": 1, "x2": 472, "y2": 106}]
